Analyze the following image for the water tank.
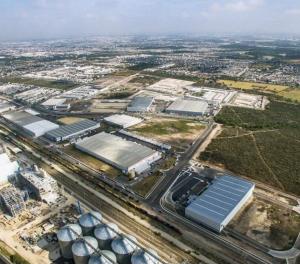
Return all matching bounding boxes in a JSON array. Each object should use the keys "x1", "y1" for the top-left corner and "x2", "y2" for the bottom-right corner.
[
  {"x1": 79, "y1": 211, "x2": 102, "y2": 235},
  {"x1": 88, "y1": 251, "x2": 117, "y2": 264},
  {"x1": 57, "y1": 224, "x2": 82, "y2": 259},
  {"x1": 94, "y1": 223, "x2": 119, "y2": 250},
  {"x1": 72, "y1": 236, "x2": 98, "y2": 264},
  {"x1": 111, "y1": 235, "x2": 138, "y2": 264},
  {"x1": 131, "y1": 249, "x2": 161, "y2": 264}
]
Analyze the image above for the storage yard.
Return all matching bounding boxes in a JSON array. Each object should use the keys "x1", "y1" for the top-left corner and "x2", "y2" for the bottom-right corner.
[{"x1": 75, "y1": 132, "x2": 162, "y2": 176}]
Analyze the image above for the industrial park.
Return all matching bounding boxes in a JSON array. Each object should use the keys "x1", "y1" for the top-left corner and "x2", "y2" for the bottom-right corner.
[{"x1": 0, "y1": 35, "x2": 299, "y2": 264}]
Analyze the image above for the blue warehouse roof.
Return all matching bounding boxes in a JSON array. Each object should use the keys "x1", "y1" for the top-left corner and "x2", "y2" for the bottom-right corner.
[{"x1": 185, "y1": 175, "x2": 255, "y2": 232}]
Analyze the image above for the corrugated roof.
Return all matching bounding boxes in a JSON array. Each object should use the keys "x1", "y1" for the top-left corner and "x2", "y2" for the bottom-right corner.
[
  {"x1": 166, "y1": 99, "x2": 208, "y2": 114},
  {"x1": 45, "y1": 119, "x2": 98, "y2": 139},
  {"x1": 76, "y1": 132, "x2": 158, "y2": 170},
  {"x1": 186, "y1": 175, "x2": 254, "y2": 227},
  {"x1": 128, "y1": 97, "x2": 154, "y2": 111}
]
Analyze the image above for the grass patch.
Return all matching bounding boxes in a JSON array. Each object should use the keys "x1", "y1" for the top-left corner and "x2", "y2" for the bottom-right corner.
[
  {"x1": 132, "y1": 172, "x2": 162, "y2": 197},
  {"x1": 64, "y1": 145, "x2": 120, "y2": 179},
  {"x1": 0, "y1": 76, "x2": 78, "y2": 90},
  {"x1": 128, "y1": 75, "x2": 161, "y2": 85},
  {"x1": 200, "y1": 100, "x2": 300, "y2": 195}
]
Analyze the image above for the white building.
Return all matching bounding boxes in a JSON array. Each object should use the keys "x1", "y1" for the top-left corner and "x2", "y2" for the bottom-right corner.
[
  {"x1": 75, "y1": 132, "x2": 161, "y2": 175},
  {"x1": 104, "y1": 114, "x2": 143, "y2": 128},
  {"x1": 0, "y1": 152, "x2": 19, "y2": 185},
  {"x1": 166, "y1": 99, "x2": 208, "y2": 116}
]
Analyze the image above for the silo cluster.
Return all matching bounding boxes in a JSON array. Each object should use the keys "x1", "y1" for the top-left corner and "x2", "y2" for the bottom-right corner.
[{"x1": 57, "y1": 211, "x2": 162, "y2": 264}]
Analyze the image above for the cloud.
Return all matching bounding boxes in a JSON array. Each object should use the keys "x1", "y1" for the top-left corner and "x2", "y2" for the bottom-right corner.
[
  {"x1": 210, "y1": 0, "x2": 264, "y2": 13},
  {"x1": 285, "y1": 8, "x2": 300, "y2": 15}
]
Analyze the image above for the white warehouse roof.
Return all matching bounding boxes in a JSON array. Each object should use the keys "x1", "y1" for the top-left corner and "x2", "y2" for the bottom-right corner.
[
  {"x1": 75, "y1": 132, "x2": 161, "y2": 174},
  {"x1": 185, "y1": 175, "x2": 255, "y2": 232},
  {"x1": 104, "y1": 114, "x2": 142, "y2": 128},
  {"x1": 166, "y1": 99, "x2": 208, "y2": 116},
  {"x1": 3, "y1": 110, "x2": 59, "y2": 137}
]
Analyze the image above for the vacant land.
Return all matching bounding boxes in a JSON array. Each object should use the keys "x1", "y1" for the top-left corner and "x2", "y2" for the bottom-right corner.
[
  {"x1": 131, "y1": 118, "x2": 206, "y2": 150},
  {"x1": 129, "y1": 74, "x2": 162, "y2": 85},
  {"x1": 230, "y1": 198, "x2": 300, "y2": 250},
  {"x1": 57, "y1": 117, "x2": 85, "y2": 125},
  {"x1": 200, "y1": 101, "x2": 300, "y2": 195},
  {"x1": 0, "y1": 76, "x2": 78, "y2": 90},
  {"x1": 63, "y1": 145, "x2": 120, "y2": 179},
  {"x1": 131, "y1": 172, "x2": 162, "y2": 197},
  {"x1": 218, "y1": 79, "x2": 300, "y2": 102}
]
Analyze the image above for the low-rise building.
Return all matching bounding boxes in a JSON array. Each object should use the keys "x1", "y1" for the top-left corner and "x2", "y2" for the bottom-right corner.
[
  {"x1": 104, "y1": 114, "x2": 143, "y2": 128},
  {"x1": 127, "y1": 96, "x2": 154, "y2": 112},
  {"x1": 165, "y1": 99, "x2": 208, "y2": 116}
]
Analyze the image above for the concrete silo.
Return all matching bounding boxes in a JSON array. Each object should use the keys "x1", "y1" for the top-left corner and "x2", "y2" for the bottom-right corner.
[
  {"x1": 57, "y1": 224, "x2": 82, "y2": 259},
  {"x1": 88, "y1": 251, "x2": 117, "y2": 264},
  {"x1": 78, "y1": 211, "x2": 102, "y2": 235},
  {"x1": 111, "y1": 235, "x2": 138, "y2": 264},
  {"x1": 131, "y1": 249, "x2": 162, "y2": 264},
  {"x1": 72, "y1": 236, "x2": 99, "y2": 264},
  {"x1": 94, "y1": 223, "x2": 119, "y2": 250}
]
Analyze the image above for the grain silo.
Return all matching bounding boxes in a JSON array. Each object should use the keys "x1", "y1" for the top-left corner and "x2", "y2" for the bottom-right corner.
[
  {"x1": 131, "y1": 249, "x2": 162, "y2": 264},
  {"x1": 57, "y1": 224, "x2": 82, "y2": 259},
  {"x1": 72, "y1": 236, "x2": 98, "y2": 264},
  {"x1": 111, "y1": 235, "x2": 138, "y2": 264},
  {"x1": 88, "y1": 250, "x2": 117, "y2": 264},
  {"x1": 78, "y1": 211, "x2": 102, "y2": 235},
  {"x1": 94, "y1": 223, "x2": 119, "y2": 250}
]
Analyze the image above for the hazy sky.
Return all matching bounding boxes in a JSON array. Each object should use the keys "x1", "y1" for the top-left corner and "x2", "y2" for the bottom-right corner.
[{"x1": 1, "y1": 0, "x2": 300, "y2": 41}]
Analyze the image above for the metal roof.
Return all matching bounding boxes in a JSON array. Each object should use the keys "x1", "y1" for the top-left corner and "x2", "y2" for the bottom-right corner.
[
  {"x1": 72, "y1": 236, "x2": 98, "y2": 257},
  {"x1": 57, "y1": 224, "x2": 82, "y2": 242},
  {"x1": 94, "y1": 223, "x2": 119, "y2": 240},
  {"x1": 104, "y1": 114, "x2": 142, "y2": 128},
  {"x1": 127, "y1": 97, "x2": 154, "y2": 111},
  {"x1": 185, "y1": 175, "x2": 254, "y2": 229},
  {"x1": 75, "y1": 132, "x2": 158, "y2": 170},
  {"x1": 3, "y1": 111, "x2": 41, "y2": 126},
  {"x1": 111, "y1": 235, "x2": 137, "y2": 255},
  {"x1": 131, "y1": 249, "x2": 161, "y2": 264},
  {"x1": 88, "y1": 251, "x2": 117, "y2": 264},
  {"x1": 45, "y1": 119, "x2": 99, "y2": 139},
  {"x1": 79, "y1": 211, "x2": 102, "y2": 228},
  {"x1": 166, "y1": 99, "x2": 208, "y2": 114}
]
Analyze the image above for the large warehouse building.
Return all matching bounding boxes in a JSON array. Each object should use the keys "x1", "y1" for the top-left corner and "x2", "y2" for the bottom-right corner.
[
  {"x1": 104, "y1": 114, "x2": 142, "y2": 128},
  {"x1": 127, "y1": 96, "x2": 154, "y2": 112},
  {"x1": 45, "y1": 119, "x2": 100, "y2": 142},
  {"x1": 3, "y1": 110, "x2": 59, "y2": 137},
  {"x1": 185, "y1": 175, "x2": 255, "y2": 232},
  {"x1": 166, "y1": 99, "x2": 208, "y2": 116},
  {"x1": 75, "y1": 132, "x2": 161, "y2": 175}
]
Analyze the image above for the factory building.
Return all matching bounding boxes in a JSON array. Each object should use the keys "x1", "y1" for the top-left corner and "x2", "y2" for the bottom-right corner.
[
  {"x1": 185, "y1": 175, "x2": 255, "y2": 232},
  {"x1": 75, "y1": 132, "x2": 161, "y2": 175},
  {"x1": 3, "y1": 110, "x2": 59, "y2": 137},
  {"x1": 41, "y1": 98, "x2": 67, "y2": 109},
  {"x1": 0, "y1": 148, "x2": 19, "y2": 185},
  {"x1": 45, "y1": 119, "x2": 100, "y2": 142},
  {"x1": 165, "y1": 99, "x2": 208, "y2": 116},
  {"x1": 104, "y1": 114, "x2": 142, "y2": 129},
  {"x1": 127, "y1": 96, "x2": 154, "y2": 112},
  {"x1": 0, "y1": 186, "x2": 26, "y2": 217},
  {"x1": 19, "y1": 166, "x2": 59, "y2": 204}
]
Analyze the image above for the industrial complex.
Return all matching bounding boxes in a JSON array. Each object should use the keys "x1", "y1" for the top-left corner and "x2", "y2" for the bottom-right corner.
[
  {"x1": 185, "y1": 175, "x2": 255, "y2": 232},
  {"x1": 75, "y1": 132, "x2": 161, "y2": 175}
]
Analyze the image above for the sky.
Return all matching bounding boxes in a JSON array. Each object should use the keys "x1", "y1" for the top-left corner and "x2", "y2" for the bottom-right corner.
[{"x1": 0, "y1": 0, "x2": 300, "y2": 41}]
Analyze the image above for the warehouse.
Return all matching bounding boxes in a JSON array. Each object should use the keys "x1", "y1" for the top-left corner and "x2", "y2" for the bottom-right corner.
[
  {"x1": 104, "y1": 114, "x2": 142, "y2": 128},
  {"x1": 45, "y1": 119, "x2": 100, "y2": 142},
  {"x1": 3, "y1": 110, "x2": 59, "y2": 137},
  {"x1": 75, "y1": 132, "x2": 161, "y2": 175},
  {"x1": 185, "y1": 175, "x2": 255, "y2": 232},
  {"x1": 166, "y1": 99, "x2": 208, "y2": 116},
  {"x1": 127, "y1": 96, "x2": 154, "y2": 112},
  {"x1": 41, "y1": 98, "x2": 66, "y2": 109}
]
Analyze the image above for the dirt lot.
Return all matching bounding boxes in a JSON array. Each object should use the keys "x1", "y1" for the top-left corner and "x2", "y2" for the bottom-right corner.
[
  {"x1": 130, "y1": 117, "x2": 206, "y2": 151},
  {"x1": 63, "y1": 145, "x2": 120, "y2": 179},
  {"x1": 229, "y1": 198, "x2": 300, "y2": 250},
  {"x1": 57, "y1": 117, "x2": 85, "y2": 125}
]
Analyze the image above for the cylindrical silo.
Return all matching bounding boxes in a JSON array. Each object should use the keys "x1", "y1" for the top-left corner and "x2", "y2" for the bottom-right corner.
[
  {"x1": 72, "y1": 236, "x2": 98, "y2": 264},
  {"x1": 57, "y1": 224, "x2": 82, "y2": 259},
  {"x1": 88, "y1": 251, "x2": 117, "y2": 264},
  {"x1": 111, "y1": 235, "x2": 138, "y2": 264},
  {"x1": 94, "y1": 223, "x2": 119, "y2": 250},
  {"x1": 79, "y1": 211, "x2": 102, "y2": 235},
  {"x1": 131, "y1": 249, "x2": 162, "y2": 264}
]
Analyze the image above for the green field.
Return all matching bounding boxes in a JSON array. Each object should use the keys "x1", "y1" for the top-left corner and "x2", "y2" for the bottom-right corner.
[
  {"x1": 0, "y1": 76, "x2": 78, "y2": 90},
  {"x1": 200, "y1": 101, "x2": 300, "y2": 195}
]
